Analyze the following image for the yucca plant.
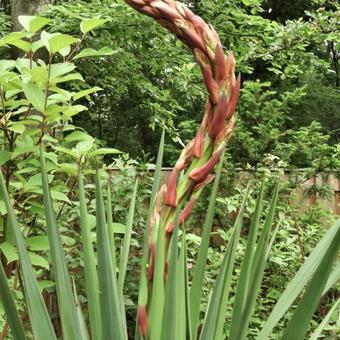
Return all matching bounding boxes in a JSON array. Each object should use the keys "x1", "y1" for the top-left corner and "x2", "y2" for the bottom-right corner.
[
  {"x1": 0, "y1": 1, "x2": 340, "y2": 339},
  {"x1": 0, "y1": 143, "x2": 339, "y2": 340}
]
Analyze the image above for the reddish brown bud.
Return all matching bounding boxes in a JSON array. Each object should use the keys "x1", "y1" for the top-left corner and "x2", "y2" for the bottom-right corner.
[
  {"x1": 137, "y1": 305, "x2": 148, "y2": 337},
  {"x1": 193, "y1": 174, "x2": 215, "y2": 192},
  {"x1": 148, "y1": 243, "x2": 156, "y2": 280},
  {"x1": 195, "y1": 50, "x2": 219, "y2": 103},
  {"x1": 164, "y1": 168, "x2": 177, "y2": 207},
  {"x1": 208, "y1": 95, "x2": 229, "y2": 139},
  {"x1": 152, "y1": 2, "x2": 182, "y2": 21},
  {"x1": 140, "y1": 5, "x2": 160, "y2": 18},
  {"x1": 175, "y1": 139, "x2": 195, "y2": 171},
  {"x1": 226, "y1": 51, "x2": 236, "y2": 77},
  {"x1": 193, "y1": 127, "x2": 204, "y2": 158},
  {"x1": 225, "y1": 74, "x2": 241, "y2": 119},
  {"x1": 179, "y1": 198, "x2": 196, "y2": 224},
  {"x1": 189, "y1": 150, "x2": 222, "y2": 183},
  {"x1": 215, "y1": 43, "x2": 227, "y2": 83}
]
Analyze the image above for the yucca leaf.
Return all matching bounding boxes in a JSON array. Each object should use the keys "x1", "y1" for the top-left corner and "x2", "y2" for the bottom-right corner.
[
  {"x1": 229, "y1": 181, "x2": 265, "y2": 338},
  {"x1": 78, "y1": 169, "x2": 101, "y2": 340},
  {"x1": 95, "y1": 168, "x2": 126, "y2": 340},
  {"x1": 310, "y1": 299, "x2": 340, "y2": 340},
  {"x1": 0, "y1": 169, "x2": 56, "y2": 340},
  {"x1": 199, "y1": 184, "x2": 250, "y2": 340},
  {"x1": 118, "y1": 178, "x2": 138, "y2": 292},
  {"x1": 282, "y1": 224, "x2": 340, "y2": 340},
  {"x1": 190, "y1": 151, "x2": 225, "y2": 339},
  {"x1": 135, "y1": 130, "x2": 165, "y2": 339},
  {"x1": 230, "y1": 180, "x2": 279, "y2": 340},
  {"x1": 72, "y1": 278, "x2": 90, "y2": 340},
  {"x1": 177, "y1": 229, "x2": 188, "y2": 340},
  {"x1": 148, "y1": 218, "x2": 166, "y2": 340},
  {"x1": 40, "y1": 148, "x2": 84, "y2": 340},
  {"x1": 106, "y1": 182, "x2": 116, "y2": 269},
  {"x1": 161, "y1": 211, "x2": 179, "y2": 340},
  {"x1": 323, "y1": 261, "x2": 340, "y2": 295},
  {"x1": 258, "y1": 218, "x2": 340, "y2": 339},
  {"x1": 0, "y1": 263, "x2": 25, "y2": 340}
]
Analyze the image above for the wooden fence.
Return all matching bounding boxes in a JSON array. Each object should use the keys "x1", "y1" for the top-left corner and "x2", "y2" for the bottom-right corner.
[{"x1": 157, "y1": 168, "x2": 340, "y2": 215}]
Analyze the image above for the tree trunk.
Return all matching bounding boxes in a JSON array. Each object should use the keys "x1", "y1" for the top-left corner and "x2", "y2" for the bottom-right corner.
[{"x1": 11, "y1": 0, "x2": 50, "y2": 32}]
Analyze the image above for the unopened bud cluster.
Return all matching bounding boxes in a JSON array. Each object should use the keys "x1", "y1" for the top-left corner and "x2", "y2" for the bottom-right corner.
[{"x1": 126, "y1": 0, "x2": 241, "y2": 336}]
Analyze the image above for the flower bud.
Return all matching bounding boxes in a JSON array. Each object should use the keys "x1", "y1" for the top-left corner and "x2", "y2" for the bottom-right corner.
[
  {"x1": 194, "y1": 127, "x2": 205, "y2": 158},
  {"x1": 164, "y1": 168, "x2": 177, "y2": 207},
  {"x1": 137, "y1": 305, "x2": 148, "y2": 337},
  {"x1": 208, "y1": 95, "x2": 229, "y2": 139},
  {"x1": 225, "y1": 74, "x2": 241, "y2": 119},
  {"x1": 190, "y1": 150, "x2": 222, "y2": 183}
]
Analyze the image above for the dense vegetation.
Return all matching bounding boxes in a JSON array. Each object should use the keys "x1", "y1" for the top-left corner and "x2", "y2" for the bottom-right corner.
[{"x1": 0, "y1": 0, "x2": 339, "y2": 339}]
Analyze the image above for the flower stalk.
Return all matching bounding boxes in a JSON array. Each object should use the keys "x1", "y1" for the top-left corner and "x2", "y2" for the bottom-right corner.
[{"x1": 125, "y1": 0, "x2": 241, "y2": 335}]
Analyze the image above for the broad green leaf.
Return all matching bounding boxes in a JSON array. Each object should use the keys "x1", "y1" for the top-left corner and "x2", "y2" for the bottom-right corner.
[
  {"x1": 7, "y1": 123, "x2": 26, "y2": 134},
  {"x1": 282, "y1": 224, "x2": 340, "y2": 339},
  {"x1": 0, "y1": 263, "x2": 25, "y2": 340},
  {"x1": 40, "y1": 147, "x2": 85, "y2": 340},
  {"x1": 0, "y1": 170, "x2": 56, "y2": 339},
  {"x1": 26, "y1": 236, "x2": 49, "y2": 251},
  {"x1": 29, "y1": 252, "x2": 49, "y2": 270},
  {"x1": 73, "y1": 86, "x2": 102, "y2": 101},
  {"x1": 23, "y1": 82, "x2": 45, "y2": 113},
  {"x1": 78, "y1": 169, "x2": 101, "y2": 340},
  {"x1": 64, "y1": 130, "x2": 93, "y2": 143},
  {"x1": 80, "y1": 18, "x2": 110, "y2": 34},
  {"x1": 0, "y1": 241, "x2": 18, "y2": 263},
  {"x1": 51, "y1": 72, "x2": 84, "y2": 84},
  {"x1": 74, "y1": 139, "x2": 94, "y2": 154},
  {"x1": 88, "y1": 148, "x2": 121, "y2": 157},
  {"x1": 72, "y1": 47, "x2": 115, "y2": 60},
  {"x1": 49, "y1": 63, "x2": 76, "y2": 81},
  {"x1": 48, "y1": 34, "x2": 78, "y2": 54},
  {"x1": 18, "y1": 16, "x2": 50, "y2": 33},
  {"x1": 0, "y1": 150, "x2": 11, "y2": 166}
]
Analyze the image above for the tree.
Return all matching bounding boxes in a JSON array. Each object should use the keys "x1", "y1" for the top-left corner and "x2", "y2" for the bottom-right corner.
[{"x1": 11, "y1": 0, "x2": 51, "y2": 32}]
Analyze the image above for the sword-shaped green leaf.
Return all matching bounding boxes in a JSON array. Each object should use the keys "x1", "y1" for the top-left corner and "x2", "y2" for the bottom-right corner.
[
  {"x1": 190, "y1": 151, "x2": 225, "y2": 339},
  {"x1": 0, "y1": 263, "x2": 25, "y2": 340},
  {"x1": 78, "y1": 168, "x2": 101, "y2": 340},
  {"x1": 258, "y1": 218, "x2": 340, "y2": 339},
  {"x1": 96, "y1": 168, "x2": 126, "y2": 340},
  {"x1": 40, "y1": 148, "x2": 85, "y2": 340},
  {"x1": 200, "y1": 184, "x2": 250, "y2": 340},
  {"x1": 0, "y1": 169, "x2": 56, "y2": 340},
  {"x1": 282, "y1": 223, "x2": 340, "y2": 340}
]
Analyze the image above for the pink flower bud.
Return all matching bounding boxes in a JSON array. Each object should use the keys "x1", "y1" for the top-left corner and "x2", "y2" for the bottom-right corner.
[
  {"x1": 208, "y1": 95, "x2": 229, "y2": 139},
  {"x1": 152, "y1": 1, "x2": 182, "y2": 21},
  {"x1": 175, "y1": 139, "x2": 195, "y2": 171},
  {"x1": 189, "y1": 150, "x2": 222, "y2": 183},
  {"x1": 193, "y1": 174, "x2": 215, "y2": 192},
  {"x1": 225, "y1": 74, "x2": 241, "y2": 119},
  {"x1": 164, "y1": 168, "x2": 177, "y2": 207},
  {"x1": 215, "y1": 43, "x2": 227, "y2": 83},
  {"x1": 194, "y1": 127, "x2": 204, "y2": 158},
  {"x1": 179, "y1": 198, "x2": 196, "y2": 224}
]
